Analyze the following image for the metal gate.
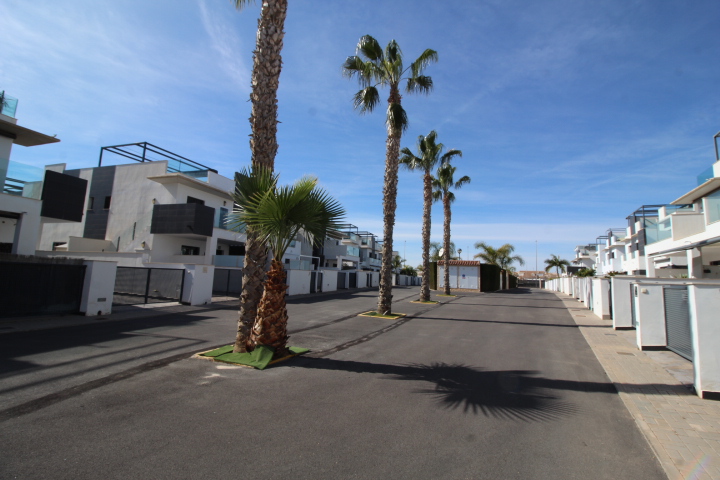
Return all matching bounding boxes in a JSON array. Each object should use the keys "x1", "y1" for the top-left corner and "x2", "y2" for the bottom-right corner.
[
  {"x1": 213, "y1": 268, "x2": 243, "y2": 297},
  {"x1": 631, "y1": 284, "x2": 638, "y2": 327},
  {"x1": 113, "y1": 267, "x2": 185, "y2": 305},
  {"x1": 0, "y1": 262, "x2": 86, "y2": 317},
  {"x1": 349, "y1": 272, "x2": 357, "y2": 288},
  {"x1": 310, "y1": 271, "x2": 317, "y2": 293},
  {"x1": 663, "y1": 286, "x2": 693, "y2": 361},
  {"x1": 337, "y1": 271, "x2": 347, "y2": 289}
]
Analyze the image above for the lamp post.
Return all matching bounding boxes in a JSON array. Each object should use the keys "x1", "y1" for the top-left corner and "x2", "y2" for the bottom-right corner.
[{"x1": 458, "y1": 248, "x2": 462, "y2": 260}]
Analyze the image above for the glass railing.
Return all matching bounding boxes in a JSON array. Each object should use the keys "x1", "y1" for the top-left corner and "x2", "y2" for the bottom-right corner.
[
  {"x1": 285, "y1": 259, "x2": 313, "y2": 271},
  {"x1": 666, "y1": 204, "x2": 694, "y2": 214},
  {"x1": 214, "y1": 208, "x2": 244, "y2": 232},
  {"x1": 214, "y1": 255, "x2": 244, "y2": 268},
  {"x1": 646, "y1": 217, "x2": 672, "y2": 244},
  {"x1": 697, "y1": 165, "x2": 715, "y2": 185},
  {"x1": 0, "y1": 92, "x2": 18, "y2": 118},
  {"x1": 346, "y1": 246, "x2": 360, "y2": 257},
  {"x1": 1, "y1": 160, "x2": 44, "y2": 199}
]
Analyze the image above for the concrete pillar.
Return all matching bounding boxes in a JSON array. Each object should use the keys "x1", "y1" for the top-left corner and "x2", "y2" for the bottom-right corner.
[
  {"x1": 80, "y1": 260, "x2": 117, "y2": 316},
  {"x1": 645, "y1": 259, "x2": 656, "y2": 278},
  {"x1": 687, "y1": 248, "x2": 703, "y2": 279},
  {"x1": 181, "y1": 264, "x2": 214, "y2": 305},
  {"x1": 688, "y1": 284, "x2": 720, "y2": 399},
  {"x1": 610, "y1": 276, "x2": 636, "y2": 329}
]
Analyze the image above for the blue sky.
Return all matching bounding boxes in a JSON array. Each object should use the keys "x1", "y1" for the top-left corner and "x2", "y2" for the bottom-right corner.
[{"x1": 2, "y1": 0, "x2": 719, "y2": 269}]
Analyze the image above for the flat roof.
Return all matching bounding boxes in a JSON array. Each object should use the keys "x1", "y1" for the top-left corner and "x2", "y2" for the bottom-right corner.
[
  {"x1": 671, "y1": 177, "x2": 720, "y2": 205},
  {"x1": 0, "y1": 120, "x2": 60, "y2": 147},
  {"x1": 147, "y1": 173, "x2": 233, "y2": 200}
]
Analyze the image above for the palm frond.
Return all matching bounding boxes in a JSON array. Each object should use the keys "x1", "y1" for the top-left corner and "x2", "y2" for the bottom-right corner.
[
  {"x1": 352, "y1": 86, "x2": 380, "y2": 114},
  {"x1": 357, "y1": 35, "x2": 383, "y2": 61},
  {"x1": 454, "y1": 175, "x2": 471, "y2": 189},
  {"x1": 342, "y1": 57, "x2": 378, "y2": 86},
  {"x1": 386, "y1": 102, "x2": 408, "y2": 133},
  {"x1": 440, "y1": 148, "x2": 462, "y2": 165},
  {"x1": 406, "y1": 75, "x2": 434, "y2": 95},
  {"x1": 385, "y1": 40, "x2": 403, "y2": 66},
  {"x1": 410, "y1": 49, "x2": 438, "y2": 77},
  {"x1": 232, "y1": 0, "x2": 256, "y2": 10}
]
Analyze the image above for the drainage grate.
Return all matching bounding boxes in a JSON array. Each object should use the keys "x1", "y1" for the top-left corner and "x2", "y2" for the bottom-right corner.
[{"x1": 617, "y1": 352, "x2": 635, "y2": 356}]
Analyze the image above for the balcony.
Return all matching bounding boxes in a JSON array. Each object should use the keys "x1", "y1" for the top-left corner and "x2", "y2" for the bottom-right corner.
[
  {"x1": 151, "y1": 203, "x2": 215, "y2": 237},
  {"x1": 341, "y1": 233, "x2": 360, "y2": 245},
  {"x1": 1, "y1": 161, "x2": 87, "y2": 222},
  {"x1": 645, "y1": 212, "x2": 706, "y2": 245}
]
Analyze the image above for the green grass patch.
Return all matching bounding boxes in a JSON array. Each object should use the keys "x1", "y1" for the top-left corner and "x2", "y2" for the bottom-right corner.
[
  {"x1": 358, "y1": 311, "x2": 407, "y2": 320},
  {"x1": 199, "y1": 345, "x2": 309, "y2": 370},
  {"x1": 410, "y1": 300, "x2": 439, "y2": 304},
  {"x1": 436, "y1": 294, "x2": 456, "y2": 297}
]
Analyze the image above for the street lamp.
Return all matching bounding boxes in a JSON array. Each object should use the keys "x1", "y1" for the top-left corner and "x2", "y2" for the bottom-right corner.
[{"x1": 457, "y1": 248, "x2": 462, "y2": 260}]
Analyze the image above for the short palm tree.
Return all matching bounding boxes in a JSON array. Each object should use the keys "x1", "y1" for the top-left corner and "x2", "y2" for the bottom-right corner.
[
  {"x1": 432, "y1": 164, "x2": 470, "y2": 295},
  {"x1": 429, "y1": 241, "x2": 456, "y2": 261},
  {"x1": 343, "y1": 35, "x2": 437, "y2": 315},
  {"x1": 474, "y1": 242, "x2": 525, "y2": 271},
  {"x1": 229, "y1": 166, "x2": 345, "y2": 357},
  {"x1": 232, "y1": 0, "x2": 288, "y2": 353},
  {"x1": 545, "y1": 254, "x2": 570, "y2": 277},
  {"x1": 401, "y1": 131, "x2": 461, "y2": 302}
]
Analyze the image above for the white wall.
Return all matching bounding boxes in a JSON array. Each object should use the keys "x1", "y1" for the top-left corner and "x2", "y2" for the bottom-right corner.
[
  {"x1": 633, "y1": 283, "x2": 667, "y2": 349},
  {"x1": 610, "y1": 276, "x2": 637, "y2": 329},
  {"x1": 0, "y1": 217, "x2": 17, "y2": 243},
  {"x1": 80, "y1": 260, "x2": 117, "y2": 316},
  {"x1": 591, "y1": 278, "x2": 611, "y2": 320},
  {"x1": 0, "y1": 192, "x2": 42, "y2": 255},
  {"x1": 68, "y1": 236, "x2": 116, "y2": 252},
  {"x1": 181, "y1": 264, "x2": 214, "y2": 306},
  {"x1": 321, "y1": 269, "x2": 338, "y2": 292},
  {"x1": 151, "y1": 235, "x2": 209, "y2": 263},
  {"x1": 287, "y1": 269, "x2": 311, "y2": 296}
]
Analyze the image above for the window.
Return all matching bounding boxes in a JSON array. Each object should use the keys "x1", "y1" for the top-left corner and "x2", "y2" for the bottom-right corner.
[
  {"x1": 706, "y1": 189, "x2": 720, "y2": 224},
  {"x1": 88, "y1": 197, "x2": 94, "y2": 210},
  {"x1": 52, "y1": 242, "x2": 65, "y2": 251},
  {"x1": 187, "y1": 196, "x2": 205, "y2": 205},
  {"x1": 104, "y1": 196, "x2": 111, "y2": 209},
  {"x1": 216, "y1": 249, "x2": 224, "y2": 255},
  {"x1": 181, "y1": 245, "x2": 200, "y2": 255}
]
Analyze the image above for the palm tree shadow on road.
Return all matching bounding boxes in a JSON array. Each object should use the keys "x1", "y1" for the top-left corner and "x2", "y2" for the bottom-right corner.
[{"x1": 290, "y1": 358, "x2": 604, "y2": 422}]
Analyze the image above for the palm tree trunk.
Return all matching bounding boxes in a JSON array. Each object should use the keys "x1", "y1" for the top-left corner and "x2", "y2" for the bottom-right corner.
[
  {"x1": 234, "y1": 230, "x2": 266, "y2": 352},
  {"x1": 443, "y1": 195, "x2": 451, "y2": 295},
  {"x1": 248, "y1": 0, "x2": 286, "y2": 169},
  {"x1": 377, "y1": 85, "x2": 402, "y2": 315},
  {"x1": 250, "y1": 258, "x2": 290, "y2": 358},
  {"x1": 235, "y1": 0, "x2": 287, "y2": 352},
  {"x1": 420, "y1": 170, "x2": 432, "y2": 302}
]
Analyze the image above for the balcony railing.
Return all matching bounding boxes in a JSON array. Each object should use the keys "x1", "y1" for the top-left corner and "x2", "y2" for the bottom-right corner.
[
  {"x1": 0, "y1": 91, "x2": 18, "y2": 118},
  {"x1": 697, "y1": 165, "x2": 715, "y2": 186},
  {"x1": 214, "y1": 255, "x2": 244, "y2": 268},
  {"x1": 1, "y1": 160, "x2": 44, "y2": 199}
]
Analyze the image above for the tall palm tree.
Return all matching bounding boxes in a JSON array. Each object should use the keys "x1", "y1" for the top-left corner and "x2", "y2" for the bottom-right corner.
[
  {"x1": 474, "y1": 242, "x2": 525, "y2": 271},
  {"x1": 432, "y1": 164, "x2": 470, "y2": 295},
  {"x1": 229, "y1": 166, "x2": 345, "y2": 357},
  {"x1": 343, "y1": 35, "x2": 437, "y2": 315},
  {"x1": 545, "y1": 254, "x2": 570, "y2": 278},
  {"x1": 400, "y1": 131, "x2": 461, "y2": 302},
  {"x1": 232, "y1": 0, "x2": 288, "y2": 353}
]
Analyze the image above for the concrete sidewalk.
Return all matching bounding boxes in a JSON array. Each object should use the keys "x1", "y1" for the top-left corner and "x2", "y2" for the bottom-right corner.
[{"x1": 555, "y1": 291, "x2": 720, "y2": 480}]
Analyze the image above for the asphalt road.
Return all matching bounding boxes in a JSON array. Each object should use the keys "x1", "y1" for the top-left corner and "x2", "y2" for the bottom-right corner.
[{"x1": 0, "y1": 288, "x2": 666, "y2": 479}]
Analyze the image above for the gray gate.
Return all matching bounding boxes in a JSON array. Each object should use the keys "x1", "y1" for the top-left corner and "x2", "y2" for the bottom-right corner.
[
  {"x1": 113, "y1": 267, "x2": 185, "y2": 305},
  {"x1": 337, "y1": 272, "x2": 347, "y2": 289},
  {"x1": 0, "y1": 261, "x2": 86, "y2": 317},
  {"x1": 349, "y1": 272, "x2": 357, "y2": 288},
  {"x1": 310, "y1": 271, "x2": 317, "y2": 293},
  {"x1": 663, "y1": 286, "x2": 693, "y2": 361},
  {"x1": 631, "y1": 284, "x2": 638, "y2": 327},
  {"x1": 213, "y1": 268, "x2": 243, "y2": 297}
]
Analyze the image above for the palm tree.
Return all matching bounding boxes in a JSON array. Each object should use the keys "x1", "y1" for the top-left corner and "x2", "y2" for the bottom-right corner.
[
  {"x1": 400, "y1": 131, "x2": 461, "y2": 302},
  {"x1": 229, "y1": 166, "x2": 345, "y2": 357},
  {"x1": 545, "y1": 254, "x2": 570, "y2": 277},
  {"x1": 432, "y1": 164, "x2": 470, "y2": 295},
  {"x1": 392, "y1": 254, "x2": 404, "y2": 272},
  {"x1": 343, "y1": 35, "x2": 437, "y2": 315},
  {"x1": 232, "y1": 0, "x2": 288, "y2": 353},
  {"x1": 429, "y1": 241, "x2": 456, "y2": 261},
  {"x1": 474, "y1": 242, "x2": 525, "y2": 271}
]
